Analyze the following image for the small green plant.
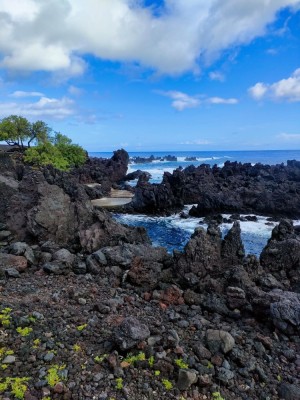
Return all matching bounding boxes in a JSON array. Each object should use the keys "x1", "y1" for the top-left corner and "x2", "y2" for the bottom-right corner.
[
  {"x1": 1, "y1": 364, "x2": 8, "y2": 370},
  {"x1": 212, "y1": 392, "x2": 225, "y2": 400},
  {"x1": 0, "y1": 377, "x2": 30, "y2": 399},
  {"x1": 16, "y1": 327, "x2": 33, "y2": 337},
  {"x1": 46, "y1": 364, "x2": 66, "y2": 387},
  {"x1": 76, "y1": 324, "x2": 87, "y2": 332},
  {"x1": 148, "y1": 355, "x2": 155, "y2": 367},
  {"x1": 0, "y1": 308, "x2": 12, "y2": 327},
  {"x1": 0, "y1": 347, "x2": 14, "y2": 361},
  {"x1": 277, "y1": 374, "x2": 282, "y2": 382},
  {"x1": 154, "y1": 370, "x2": 161, "y2": 376},
  {"x1": 115, "y1": 377, "x2": 123, "y2": 390},
  {"x1": 94, "y1": 354, "x2": 108, "y2": 363},
  {"x1": 32, "y1": 338, "x2": 41, "y2": 349},
  {"x1": 73, "y1": 344, "x2": 81, "y2": 352},
  {"x1": 123, "y1": 351, "x2": 146, "y2": 365},
  {"x1": 175, "y1": 358, "x2": 189, "y2": 369},
  {"x1": 162, "y1": 379, "x2": 173, "y2": 390},
  {"x1": 42, "y1": 397, "x2": 51, "y2": 400},
  {"x1": 27, "y1": 315, "x2": 37, "y2": 324},
  {"x1": 207, "y1": 361, "x2": 213, "y2": 369}
]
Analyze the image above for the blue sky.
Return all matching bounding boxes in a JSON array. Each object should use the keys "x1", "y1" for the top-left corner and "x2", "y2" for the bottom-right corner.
[{"x1": 0, "y1": 0, "x2": 299, "y2": 151}]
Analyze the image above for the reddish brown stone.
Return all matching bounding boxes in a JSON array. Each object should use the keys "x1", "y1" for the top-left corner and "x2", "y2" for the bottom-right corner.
[{"x1": 0, "y1": 253, "x2": 28, "y2": 272}]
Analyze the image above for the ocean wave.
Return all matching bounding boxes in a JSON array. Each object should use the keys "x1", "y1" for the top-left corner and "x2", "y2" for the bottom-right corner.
[{"x1": 113, "y1": 212, "x2": 295, "y2": 256}]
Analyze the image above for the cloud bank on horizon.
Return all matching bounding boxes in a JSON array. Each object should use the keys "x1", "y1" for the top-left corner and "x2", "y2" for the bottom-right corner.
[{"x1": 0, "y1": 0, "x2": 299, "y2": 150}]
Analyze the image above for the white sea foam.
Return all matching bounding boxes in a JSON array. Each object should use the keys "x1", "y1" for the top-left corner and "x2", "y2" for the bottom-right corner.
[{"x1": 114, "y1": 211, "x2": 300, "y2": 256}]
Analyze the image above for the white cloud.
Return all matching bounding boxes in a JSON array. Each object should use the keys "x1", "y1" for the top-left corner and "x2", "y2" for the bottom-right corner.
[
  {"x1": 208, "y1": 97, "x2": 238, "y2": 104},
  {"x1": 0, "y1": 96, "x2": 75, "y2": 119},
  {"x1": 248, "y1": 82, "x2": 268, "y2": 100},
  {"x1": 209, "y1": 71, "x2": 225, "y2": 82},
  {"x1": 68, "y1": 85, "x2": 83, "y2": 96},
  {"x1": 10, "y1": 91, "x2": 44, "y2": 98},
  {"x1": 249, "y1": 68, "x2": 300, "y2": 102},
  {"x1": 0, "y1": 0, "x2": 299, "y2": 76},
  {"x1": 159, "y1": 91, "x2": 200, "y2": 111},
  {"x1": 158, "y1": 90, "x2": 238, "y2": 110},
  {"x1": 277, "y1": 133, "x2": 300, "y2": 141}
]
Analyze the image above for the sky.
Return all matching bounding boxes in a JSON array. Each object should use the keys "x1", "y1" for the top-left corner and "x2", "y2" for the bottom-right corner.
[{"x1": 0, "y1": 0, "x2": 299, "y2": 152}]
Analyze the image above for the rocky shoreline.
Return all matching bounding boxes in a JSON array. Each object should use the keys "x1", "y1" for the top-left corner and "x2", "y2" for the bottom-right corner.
[{"x1": 1, "y1": 149, "x2": 300, "y2": 400}]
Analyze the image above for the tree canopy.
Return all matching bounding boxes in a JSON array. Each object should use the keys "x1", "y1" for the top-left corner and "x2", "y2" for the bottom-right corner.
[
  {"x1": 0, "y1": 115, "x2": 51, "y2": 149},
  {"x1": 0, "y1": 114, "x2": 87, "y2": 171}
]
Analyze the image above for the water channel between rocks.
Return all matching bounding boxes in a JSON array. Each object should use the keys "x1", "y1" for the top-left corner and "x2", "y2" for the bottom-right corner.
[{"x1": 113, "y1": 210, "x2": 300, "y2": 256}]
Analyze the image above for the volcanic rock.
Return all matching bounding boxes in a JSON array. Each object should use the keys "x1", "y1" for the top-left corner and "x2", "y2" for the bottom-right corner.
[{"x1": 113, "y1": 317, "x2": 150, "y2": 350}]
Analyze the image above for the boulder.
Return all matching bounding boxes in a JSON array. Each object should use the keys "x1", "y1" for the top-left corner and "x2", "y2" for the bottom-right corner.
[
  {"x1": 278, "y1": 383, "x2": 300, "y2": 400},
  {"x1": 8, "y1": 242, "x2": 36, "y2": 265},
  {"x1": 177, "y1": 369, "x2": 198, "y2": 390},
  {"x1": 260, "y1": 220, "x2": 300, "y2": 291},
  {"x1": 206, "y1": 330, "x2": 235, "y2": 354},
  {"x1": 0, "y1": 253, "x2": 28, "y2": 275},
  {"x1": 269, "y1": 290, "x2": 300, "y2": 335},
  {"x1": 113, "y1": 317, "x2": 150, "y2": 351}
]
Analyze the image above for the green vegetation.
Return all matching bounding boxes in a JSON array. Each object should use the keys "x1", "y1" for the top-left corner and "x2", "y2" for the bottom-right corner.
[
  {"x1": 16, "y1": 327, "x2": 33, "y2": 337},
  {"x1": 0, "y1": 347, "x2": 14, "y2": 360},
  {"x1": 24, "y1": 132, "x2": 86, "y2": 171},
  {"x1": 0, "y1": 114, "x2": 87, "y2": 170},
  {"x1": 148, "y1": 355, "x2": 155, "y2": 367},
  {"x1": 76, "y1": 323, "x2": 87, "y2": 332},
  {"x1": 0, "y1": 377, "x2": 30, "y2": 399},
  {"x1": 73, "y1": 344, "x2": 81, "y2": 352},
  {"x1": 115, "y1": 377, "x2": 123, "y2": 390},
  {"x1": 123, "y1": 351, "x2": 146, "y2": 365},
  {"x1": 32, "y1": 338, "x2": 41, "y2": 349},
  {"x1": 0, "y1": 115, "x2": 51, "y2": 150},
  {"x1": 174, "y1": 358, "x2": 189, "y2": 369},
  {"x1": 94, "y1": 354, "x2": 108, "y2": 363},
  {"x1": 162, "y1": 379, "x2": 173, "y2": 390},
  {"x1": 0, "y1": 307, "x2": 12, "y2": 327},
  {"x1": 212, "y1": 392, "x2": 225, "y2": 400},
  {"x1": 46, "y1": 364, "x2": 66, "y2": 387}
]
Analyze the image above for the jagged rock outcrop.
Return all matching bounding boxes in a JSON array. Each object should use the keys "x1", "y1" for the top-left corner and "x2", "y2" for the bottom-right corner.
[
  {"x1": 129, "y1": 160, "x2": 300, "y2": 217},
  {"x1": 174, "y1": 222, "x2": 244, "y2": 290},
  {"x1": 260, "y1": 220, "x2": 300, "y2": 291},
  {"x1": 1, "y1": 153, "x2": 149, "y2": 252}
]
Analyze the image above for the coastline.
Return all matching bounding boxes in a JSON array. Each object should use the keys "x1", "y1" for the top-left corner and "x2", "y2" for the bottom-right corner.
[{"x1": 1, "y1": 149, "x2": 300, "y2": 400}]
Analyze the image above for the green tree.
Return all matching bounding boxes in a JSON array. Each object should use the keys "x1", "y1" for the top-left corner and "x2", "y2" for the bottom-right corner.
[
  {"x1": 28, "y1": 120, "x2": 52, "y2": 147},
  {"x1": 0, "y1": 115, "x2": 51, "y2": 150},
  {"x1": 0, "y1": 115, "x2": 31, "y2": 149}
]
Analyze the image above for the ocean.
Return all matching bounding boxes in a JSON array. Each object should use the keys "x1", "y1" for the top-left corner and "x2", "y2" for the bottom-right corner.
[
  {"x1": 89, "y1": 150, "x2": 300, "y2": 256},
  {"x1": 89, "y1": 149, "x2": 300, "y2": 184}
]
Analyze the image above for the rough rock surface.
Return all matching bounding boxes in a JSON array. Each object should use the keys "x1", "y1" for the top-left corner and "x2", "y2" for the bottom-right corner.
[
  {"x1": 128, "y1": 160, "x2": 300, "y2": 217},
  {"x1": 1, "y1": 151, "x2": 300, "y2": 400},
  {"x1": 260, "y1": 219, "x2": 300, "y2": 291},
  {"x1": 113, "y1": 317, "x2": 150, "y2": 350}
]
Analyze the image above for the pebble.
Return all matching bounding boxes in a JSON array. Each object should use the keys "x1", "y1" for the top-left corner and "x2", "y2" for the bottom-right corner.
[
  {"x1": 2, "y1": 355, "x2": 16, "y2": 364},
  {"x1": 43, "y1": 352, "x2": 55, "y2": 362}
]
